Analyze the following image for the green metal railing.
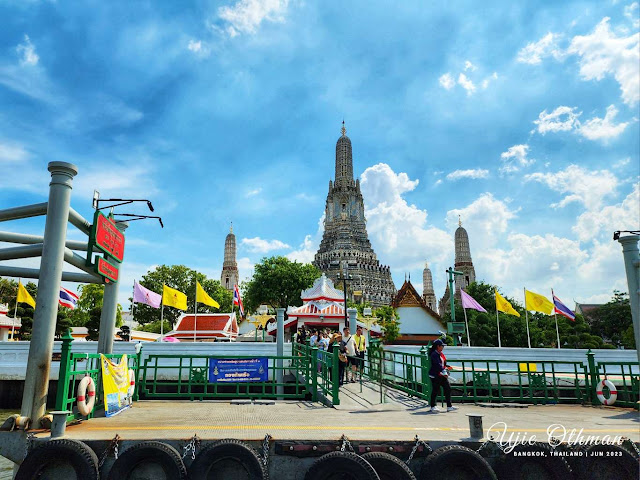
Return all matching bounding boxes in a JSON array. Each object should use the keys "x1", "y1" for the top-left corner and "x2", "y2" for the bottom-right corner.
[
  {"x1": 292, "y1": 343, "x2": 340, "y2": 406},
  {"x1": 55, "y1": 331, "x2": 142, "y2": 421},
  {"x1": 594, "y1": 361, "x2": 640, "y2": 408}
]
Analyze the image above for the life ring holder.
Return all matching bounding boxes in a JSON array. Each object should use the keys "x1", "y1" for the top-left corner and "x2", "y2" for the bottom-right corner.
[
  {"x1": 77, "y1": 376, "x2": 96, "y2": 417},
  {"x1": 596, "y1": 377, "x2": 617, "y2": 406},
  {"x1": 128, "y1": 369, "x2": 136, "y2": 403}
]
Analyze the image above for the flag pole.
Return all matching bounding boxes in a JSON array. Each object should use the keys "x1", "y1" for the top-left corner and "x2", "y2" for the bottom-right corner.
[
  {"x1": 462, "y1": 305, "x2": 471, "y2": 347},
  {"x1": 194, "y1": 280, "x2": 198, "y2": 343},
  {"x1": 160, "y1": 284, "x2": 164, "y2": 341},
  {"x1": 11, "y1": 279, "x2": 20, "y2": 340},
  {"x1": 524, "y1": 287, "x2": 531, "y2": 348},
  {"x1": 495, "y1": 290, "x2": 502, "y2": 348},
  {"x1": 131, "y1": 282, "x2": 136, "y2": 329},
  {"x1": 552, "y1": 288, "x2": 560, "y2": 349}
]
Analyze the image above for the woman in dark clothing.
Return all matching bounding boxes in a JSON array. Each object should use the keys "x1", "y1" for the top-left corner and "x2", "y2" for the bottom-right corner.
[
  {"x1": 428, "y1": 339, "x2": 458, "y2": 413},
  {"x1": 328, "y1": 333, "x2": 344, "y2": 384}
]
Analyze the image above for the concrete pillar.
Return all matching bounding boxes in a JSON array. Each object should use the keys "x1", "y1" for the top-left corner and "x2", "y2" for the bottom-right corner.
[
  {"x1": 276, "y1": 308, "x2": 284, "y2": 397},
  {"x1": 348, "y1": 308, "x2": 357, "y2": 334},
  {"x1": 21, "y1": 162, "x2": 78, "y2": 428},
  {"x1": 617, "y1": 235, "x2": 640, "y2": 364},
  {"x1": 97, "y1": 222, "x2": 127, "y2": 354}
]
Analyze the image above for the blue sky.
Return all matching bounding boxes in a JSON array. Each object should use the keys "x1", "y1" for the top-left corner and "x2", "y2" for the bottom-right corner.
[{"x1": 1, "y1": 0, "x2": 638, "y2": 311}]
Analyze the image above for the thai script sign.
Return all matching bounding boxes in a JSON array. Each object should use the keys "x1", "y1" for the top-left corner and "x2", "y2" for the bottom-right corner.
[
  {"x1": 92, "y1": 211, "x2": 125, "y2": 262},
  {"x1": 100, "y1": 354, "x2": 131, "y2": 417},
  {"x1": 209, "y1": 358, "x2": 268, "y2": 383},
  {"x1": 96, "y1": 257, "x2": 119, "y2": 283}
]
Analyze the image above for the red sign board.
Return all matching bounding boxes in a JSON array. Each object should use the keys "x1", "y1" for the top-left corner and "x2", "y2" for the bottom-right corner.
[
  {"x1": 96, "y1": 257, "x2": 119, "y2": 283},
  {"x1": 93, "y1": 211, "x2": 125, "y2": 262}
]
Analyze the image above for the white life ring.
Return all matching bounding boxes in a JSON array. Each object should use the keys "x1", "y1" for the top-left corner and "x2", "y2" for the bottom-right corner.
[
  {"x1": 76, "y1": 376, "x2": 96, "y2": 416},
  {"x1": 128, "y1": 369, "x2": 136, "y2": 402},
  {"x1": 596, "y1": 379, "x2": 617, "y2": 406}
]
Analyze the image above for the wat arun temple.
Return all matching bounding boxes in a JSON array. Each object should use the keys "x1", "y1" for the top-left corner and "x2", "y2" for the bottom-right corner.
[{"x1": 313, "y1": 123, "x2": 397, "y2": 308}]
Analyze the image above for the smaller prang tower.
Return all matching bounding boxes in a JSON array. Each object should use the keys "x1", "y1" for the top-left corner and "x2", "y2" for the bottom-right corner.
[
  {"x1": 438, "y1": 217, "x2": 476, "y2": 314},
  {"x1": 422, "y1": 262, "x2": 437, "y2": 311},
  {"x1": 221, "y1": 224, "x2": 239, "y2": 291}
]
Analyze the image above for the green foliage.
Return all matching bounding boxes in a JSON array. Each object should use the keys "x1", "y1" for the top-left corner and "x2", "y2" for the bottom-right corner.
[
  {"x1": 134, "y1": 265, "x2": 231, "y2": 328},
  {"x1": 55, "y1": 309, "x2": 72, "y2": 339},
  {"x1": 587, "y1": 291, "x2": 634, "y2": 348},
  {"x1": 138, "y1": 319, "x2": 172, "y2": 334},
  {"x1": 242, "y1": 256, "x2": 321, "y2": 313},
  {"x1": 86, "y1": 307, "x2": 101, "y2": 341},
  {"x1": 6, "y1": 282, "x2": 37, "y2": 340},
  {"x1": 375, "y1": 305, "x2": 401, "y2": 344},
  {"x1": 67, "y1": 284, "x2": 123, "y2": 338}
]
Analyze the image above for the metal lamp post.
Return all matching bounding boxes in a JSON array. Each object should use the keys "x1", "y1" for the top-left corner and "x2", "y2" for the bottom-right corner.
[{"x1": 337, "y1": 262, "x2": 352, "y2": 329}]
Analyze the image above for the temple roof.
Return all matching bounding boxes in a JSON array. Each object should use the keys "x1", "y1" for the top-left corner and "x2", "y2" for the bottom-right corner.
[
  {"x1": 169, "y1": 313, "x2": 238, "y2": 339},
  {"x1": 392, "y1": 280, "x2": 442, "y2": 320},
  {"x1": 288, "y1": 301, "x2": 345, "y2": 317},
  {"x1": 301, "y1": 274, "x2": 345, "y2": 302}
]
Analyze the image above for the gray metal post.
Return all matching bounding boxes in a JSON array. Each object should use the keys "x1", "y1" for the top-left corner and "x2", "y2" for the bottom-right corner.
[
  {"x1": 617, "y1": 235, "x2": 640, "y2": 364},
  {"x1": 276, "y1": 308, "x2": 285, "y2": 397},
  {"x1": 97, "y1": 222, "x2": 127, "y2": 354},
  {"x1": 348, "y1": 308, "x2": 357, "y2": 334},
  {"x1": 20, "y1": 162, "x2": 78, "y2": 428}
]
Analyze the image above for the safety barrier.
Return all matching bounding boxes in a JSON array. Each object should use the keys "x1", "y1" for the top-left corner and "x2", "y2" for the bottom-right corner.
[
  {"x1": 292, "y1": 343, "x2": 341, "y2": 406},
  {"x1": 594, "y1": 361, "x2": 640, "y2": 408},
  {"x1": 55, "y1": 330, "x2": 142, "y2": 421}
]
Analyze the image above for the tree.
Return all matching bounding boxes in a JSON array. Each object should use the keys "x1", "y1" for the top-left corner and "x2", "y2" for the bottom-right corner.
[
  {"x1": 6, "y1": 282, "x2": 37, "y2": 340},
  {"x1": 134, "y1": 265, "x2": 232, "y2": 330},
  {"x1": 375, "y1": 305, "x2": 401, "y2": 344},
  {"x1": 68, "y1": 283, "x2": 123, "y2": 334},
  {"x1": 588, "y1": 291, "x2": 634, "y2": 348},
  {"x1": 242, "y1": 256, "x2": 321, "y2": 314}
]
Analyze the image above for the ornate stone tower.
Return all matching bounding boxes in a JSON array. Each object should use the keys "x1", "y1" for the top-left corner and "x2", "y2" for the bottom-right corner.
[
  {"x1": 438, "y1": 217, "x2": 476, "y2": 314},
  {"x1": 422, "y1": 262, "x2": 437, "y2": 311},
  {"x1": 220, "y1": 224, "x2": 239, "y2": 291},
  {"x1": 313, "y1": 122, "x2": 396, "y2": 308}
]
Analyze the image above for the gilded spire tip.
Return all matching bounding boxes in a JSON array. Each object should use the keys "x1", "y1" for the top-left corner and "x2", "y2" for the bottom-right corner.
[
  {"x1": 341, "y1": 120, "x2": 346, "y2": 136},
  {"x1": 230, "y1": 221, "x2": 233, "y2": 233},
  {"x1": 458, "y1": 215, "x2": 462, "y2": 227}
]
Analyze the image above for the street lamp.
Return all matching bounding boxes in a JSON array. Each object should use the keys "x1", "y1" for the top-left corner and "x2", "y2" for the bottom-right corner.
[{"x1": 337, "y1": 262, "x2": 352, "y2": 326}]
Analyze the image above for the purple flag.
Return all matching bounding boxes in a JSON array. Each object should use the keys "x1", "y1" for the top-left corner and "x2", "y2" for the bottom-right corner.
[
  {"x1": 133, "y1": 281, "x2": 162, "y2": 308},
  {"x1": 461, "y1": 289, "x2": 487, "y2": 312}
]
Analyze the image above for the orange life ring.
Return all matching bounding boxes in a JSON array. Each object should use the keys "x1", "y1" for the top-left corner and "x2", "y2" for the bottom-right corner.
[{"x1": 77, "y1": 376, "x2": 96, "y2": 416}]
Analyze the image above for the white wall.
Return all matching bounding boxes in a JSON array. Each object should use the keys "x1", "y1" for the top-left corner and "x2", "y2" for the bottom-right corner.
[{"x1": 396, "y1": 307, "x2": 443, "y2": 335}]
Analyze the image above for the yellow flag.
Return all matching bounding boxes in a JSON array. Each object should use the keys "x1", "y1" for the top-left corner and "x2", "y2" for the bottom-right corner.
[
  {"x1": 495, "y1": 290, "x2": 520, "y2": 317},
  {"x1": 525, "y1": 289, "x2": 554, "y2": 314},
  {"x1": 162, "y1": 284, "x2": 187, "y2": 310},
  {"x1": 196, "y1": 281, "x2": 220, "y2": 308},
  {"x1": 17, "y1": 282, "x2": 35, "y2": 308}
]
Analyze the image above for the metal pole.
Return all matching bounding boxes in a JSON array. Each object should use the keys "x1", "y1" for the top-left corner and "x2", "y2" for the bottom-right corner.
[
  {"x1": 0, "y1": 231, "x2": 88, "y2": 251},
  {"x1": 0, "y1": 202, "x2": 48, "y2": 222},
  {"x1": 348, "y1": 308, "x2": 357, "y2": 334},
  {"x1": 194, "y1": 278, "x2": 198, "y2": 343},
  {"x1": 276, "y1": 308, "x2": 285, "y2": 397},
  {"x1": 160, "y1": 303, "x2": 164, "y2": 341},
  {"x1": 617, "y1": 235, "x2": 640, "y2": 365},
  {"x1": 552, "y1": 289, "x2": 560, "y2": 349},
  {"x1": 495, "y1": 290, "x2": 502, "y2": 348},
  {"x1": 0, "y1": 266, "x2": 102, "y2": 284},
  {"x1": 11, "y1": 279, "x2": 20, "y2": 340},
  {"x1": 524, "y1": 287, "x2": 531, "y2": 348},
  {"x1": 97, "y1": 222, "x2": 127, "y2": 354},
  {"x1": 463, "y1": 305, "x2": 471, "y2": 347},
  {"x1": 20, "y1": 162, "x2": 78, "y2": 428}
]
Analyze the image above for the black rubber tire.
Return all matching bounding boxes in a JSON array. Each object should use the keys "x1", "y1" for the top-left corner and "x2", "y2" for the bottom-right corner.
[
  {"x1": 582, "y1": 444, "x2": 639, "y2": 480},
  {"x1": 361, "y1": 452, "x2": 416, "y2": 480},
  {"x1": 420, "y1": 445, "x2": 497, "y2": 480},
  {"x1": 188, "y1": 439, "x2": 266, "y2": 480},
  {"x1": 305, "y1": 451, "x2": 381, "y2": 480},
  {"x1": 494, "y1": 443, "x2": 571, "y2": 480},
  {"x1": 16, "y1": 438, "x2": 99, "y2": 480},
  {"x1": 107, "y1": 440, "x2": 187, "y2": 480}
]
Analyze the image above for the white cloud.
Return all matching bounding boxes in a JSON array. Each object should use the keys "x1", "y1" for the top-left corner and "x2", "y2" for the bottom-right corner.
[
  {"x1": 524, "y1": 165, "x2": 619, "y2": 210},
  {"x1": 359, "y1": 163, "x2": 419, "y2": 207},
  {"x1": 0, "y1": 141, "x2": 28, "y2": 163},
  {"x1": 286, "y1": 214, "x2": 324, "y2": 264},
  {"x1": 624, "y1": 2, "x2": 639, "y2": 28},
  {"x1": 16, "y1": 35, "x2": 39, "y2": 66},
  {"x1": 517, "y1": 32, "x2": 563, "y2": 64},
  {"x1": 245, "y1": 187, "x2": 262, "y2": 197},
  {"x1": 188, "y1": 40, "x2": 202, "y2": 52},
  {"x1": 237, "y1": 257, "x2": 255, "y2": 283},
  {"x1": 573, "y1": 183, "x2": 639, "y2": 242},
  {"x1": 500, "y1": 144, "x2": 534, "y2": 173},
  {"x1": 568, "y1": 17, "x2": 640, "y2": 105},
  {"x1": 446, "y1": 169, "x2": 489, "y2": 180},
  {"x1": 577, "y1": 105, "x2": 630, "y2": 140},
  {"x1": 73, "y1": 160, "x2": 158, "y2": 200},
  {"x1": 613, "y1": 157, "x2": 630, "y2": 168},
  {"x1": 481, "y1": 72, "x2": 498, "y2": 89},
  {"x1": 464, "y1": 60, "x2": 477, "y2": 71},
  {"x1": 218, "y1": 0, "x2": 290, "y2": 37},
  {"x1": 534, "y1": 106, "x2": 582, "y2": 134},
  {"x1": 445, "y1": 193, "x2": 518, "y2": 251},
  {"x1": 439, "y1": 73, "x2": 455, "y2": 90},
  {"x1": 457, "y1": 73, "x2": 476, "y2": 96},
  {"x1": 241, "y1": 236, "x2": 291, "y2": 253}
]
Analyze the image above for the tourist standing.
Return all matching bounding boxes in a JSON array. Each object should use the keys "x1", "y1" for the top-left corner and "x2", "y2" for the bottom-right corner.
[
  {"x1": 428, "y1": 339, "x2": 458, "y2": 413},
  {"x1": 310, "y1": 330, "x2": 319, "y2": 347},
  {"x1": 342, "y1": 327, "x2": 357, "y2": 383},
  {"x1": 353, "y1": 326, "x2": 366, "y2": 378},
  {"x1": 328, "y1": 333, "x2": 344, "y2": 384}
]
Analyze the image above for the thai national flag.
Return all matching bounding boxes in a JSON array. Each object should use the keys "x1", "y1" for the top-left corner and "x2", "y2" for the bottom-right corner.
[
  {"x1": 59, "y1": 287, "x2": 79, "y2": 310},
  {"x1": 233, "y1": 285, "x2": 244, "y2": 317},
  {"x1": 553, "y1": 293, "x2": 575, "y2": 321}
]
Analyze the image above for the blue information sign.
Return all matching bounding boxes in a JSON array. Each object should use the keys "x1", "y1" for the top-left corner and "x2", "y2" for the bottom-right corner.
[{"x1": 209, "y1": 358, "x2": 268, "y2": 383}]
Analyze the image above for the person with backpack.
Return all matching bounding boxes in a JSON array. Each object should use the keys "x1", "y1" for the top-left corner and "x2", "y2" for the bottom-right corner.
[
  {"x1": 428, "y1": 339, "x2": 458, "y2": 413},
  {"x1": 341, "y1": 327, "x2": 358, "y2": 383}
]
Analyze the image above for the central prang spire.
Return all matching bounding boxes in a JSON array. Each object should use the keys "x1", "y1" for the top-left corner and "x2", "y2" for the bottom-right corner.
[{"x1": 335, "y1": 121, "x2": 354, "y2": 187}]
